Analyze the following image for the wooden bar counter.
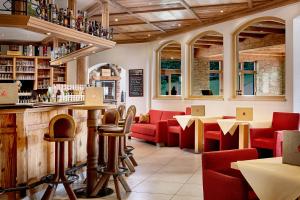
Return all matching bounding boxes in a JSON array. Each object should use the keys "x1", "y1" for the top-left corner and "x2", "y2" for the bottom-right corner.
[{"x1": 0, "y1": 104, "x2": 88, "y2": 199}]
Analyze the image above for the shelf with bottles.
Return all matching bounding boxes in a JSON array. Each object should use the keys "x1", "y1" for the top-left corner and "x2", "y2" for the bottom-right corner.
[
  {"x1": 0, "y1": 15, "x2": 116, "y2": 50},
  {"x1": 50, "y1": 45, "x2": 100, "y2": 66},
  {"x1": 53, "y1": 65, "x2": 66, "y2": 83},
  {"x1": 35, "y1": 0, "x2": 114, "y2": 40},
  {"x1": 37, "y1": 79, "x2": 50, "y2": 90},
  {"x1": 0, "y1": 57, "x2": 14, "y2": 80},
  {"x1": 0, "y1": 44, "x2": 52, "y2": 57},
  {"x1": 51, "y1": 84, "x2": 85, "y2": 102}
]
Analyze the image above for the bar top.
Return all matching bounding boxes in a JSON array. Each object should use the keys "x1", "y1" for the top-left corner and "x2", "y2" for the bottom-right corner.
[{"x1": 0, "y1": 102, "x2": 84, "y2": 113}]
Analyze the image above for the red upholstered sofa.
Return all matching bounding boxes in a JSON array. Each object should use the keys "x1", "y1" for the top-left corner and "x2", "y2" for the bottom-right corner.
[
  {"x1": 130, "y1": 109, "x2": 185, "y2": 146},
  {"x1": 202, "y1": 149, "x2": 259, "y2": 200},
  {"x1": 250, "y1": 112, "x2": 300, "y2": 157}
]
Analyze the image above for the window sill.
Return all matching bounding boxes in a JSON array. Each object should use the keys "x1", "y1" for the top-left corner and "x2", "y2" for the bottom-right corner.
[
  {"x1": 184, "y1": 96, "x2": 224, "y2": 101},
  {"x1": 153, "y1": 96, "x2": 183, "y2": 100},
  {"x1": 230, "y1": 95, "x2": 286, "y2": 101}
]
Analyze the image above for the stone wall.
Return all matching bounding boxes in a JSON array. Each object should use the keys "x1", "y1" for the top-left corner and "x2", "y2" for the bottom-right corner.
[
  {"x1": 191, "y1": 57, "x2": 210, "y2": 96},
  {"x1": 239, "y1": 54, "x2": 285, "y2": 96}
]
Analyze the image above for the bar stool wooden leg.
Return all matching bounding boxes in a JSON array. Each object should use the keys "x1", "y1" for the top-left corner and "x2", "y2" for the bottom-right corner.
[
  {"x1": 59, "y1": 142, "x2": 77, "y2": 200},
  {"x1": 41, "y1": 143, "x2": 60, "y2": 200},
  {"x1": 113, "y1": 175, "x2": 121, "y2": 200}
]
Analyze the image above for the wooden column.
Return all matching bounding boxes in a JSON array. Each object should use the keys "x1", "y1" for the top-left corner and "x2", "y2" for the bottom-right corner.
[
  {"x1": 68, "y1": 0, "x2": 77, "y2": 16},
  {"x1": 101, "y1": 1, "x2": 109, "y2": 29},
  {"x1": 77, "y1": 57, "x2": 89, "y2": 85}
]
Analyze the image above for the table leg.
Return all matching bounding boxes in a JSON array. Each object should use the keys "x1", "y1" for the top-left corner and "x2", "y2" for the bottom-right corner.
[
  {"x1": 239, "y1": 124, "x2": 249, "y2": 149},
  {"x1": 86, "y1": 110, "x2": 100, "y2": 196},
  {"x1": 194, "y1": 119, "x2": 204, "y2": 154}
]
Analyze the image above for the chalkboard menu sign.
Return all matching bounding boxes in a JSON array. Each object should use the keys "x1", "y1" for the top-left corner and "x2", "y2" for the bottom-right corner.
[{"x1": 129, "y1": 69, "x2": 143, "y2": 97}]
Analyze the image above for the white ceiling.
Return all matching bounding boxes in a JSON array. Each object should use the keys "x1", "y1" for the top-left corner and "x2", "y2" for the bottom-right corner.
[{"x1": 0, "y1": 27, "x2": 47, "y2": 42}]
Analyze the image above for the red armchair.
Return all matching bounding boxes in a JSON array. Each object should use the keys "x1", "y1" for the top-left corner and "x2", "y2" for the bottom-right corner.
[
  {"x1": 130, "y1": 110, "x2": 185, "y2": 146},
  {"x1": 167, "y1": 107, "x2": 195, "y2": 149},
  {"x1": 250, "y1": 112, "x2": 300, "y2": 157},
  {"x1": 202, "y1": 149, "x2": 259, "y2": 200},
  {"x1": 204, "y1": 116, "x2": 236, "y2": 152}
]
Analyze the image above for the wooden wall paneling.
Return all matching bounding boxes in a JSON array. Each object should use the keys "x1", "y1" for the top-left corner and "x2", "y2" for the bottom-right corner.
[
  {"x1": 0, "y1": 114, "x2": 17, "y2": 200},
  {"x1": 73, "y1": 110, "x2": 88, "y2": 164}
]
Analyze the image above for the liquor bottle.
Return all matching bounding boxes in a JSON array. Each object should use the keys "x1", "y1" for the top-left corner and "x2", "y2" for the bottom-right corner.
[
  {"x1": 58, "y1": 8, "x2": 64, "y2": 25},
  {"x1": 52, "y1": 4, "x2": 58, "y2": 24},
  {"x1": 48, "y1": 0, "x2": 53, "y2": 22},
  {"x1": 63, "y1": 9, "x2": 69, "y2": 27},
  {"x1": 83, "y1": 11, "x2": 88, "y2": 33},
  {"x1": 88, "y1": 21, "x2": 93, "y2": 35},
  {"x1": 76, "y1": 10, "x2": 82, "y2": 31},
  {"x1": 40, "y1": 0, "x2": 47, "y2": 20},
  {"x1": 109, "y1": 28, "x2": 113, "y2": 40},
  {"x1": 70, "y1": 9, "x2": 76, "y2": 29}
]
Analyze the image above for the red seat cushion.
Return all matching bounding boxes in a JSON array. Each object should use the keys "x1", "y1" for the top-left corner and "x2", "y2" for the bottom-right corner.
[
  {"x1": 131, "y1": 123, "x2": 156, "y2": 137},
  {"x1": 205, "y1": 131, "x2": 221, "y2": 140},
  {"x1": 252, "y1": 138, "x2": 274, "y2": 149},
  {"x1": 168, "y1": 126, "x2": 182, "y2": 134},
  {"x1": 149, "y1": 110, "x2": 163, "y2": 124}
]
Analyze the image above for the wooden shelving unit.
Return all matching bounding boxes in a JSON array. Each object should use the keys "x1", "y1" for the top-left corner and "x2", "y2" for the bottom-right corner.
[
  {"x1": 50, "y1": 45, "x2": 99, "y2": 66},
  {"x1": 0, "y1": 14, "x2": 116, "y2": 66},
  {"x1": 53, "y1": 65, "x2": 67, "y2": 84},
  {"x1": 0, "y1": 55, "x2": 68, "y2": 97}
]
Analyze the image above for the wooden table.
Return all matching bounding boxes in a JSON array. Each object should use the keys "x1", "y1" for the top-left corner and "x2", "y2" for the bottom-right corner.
[
  {"x1": 70, "y1": 104, "x2": 114, "y2": 197},
  {"x1": 231, "y1": 157, "x2": 300, "y2": 200},
  {"x1": 217, "y1": 119, "x2": 271, "y2": 149},
  {"x1": 174, "y1": 115, "x2": 221, "y2": 153}
]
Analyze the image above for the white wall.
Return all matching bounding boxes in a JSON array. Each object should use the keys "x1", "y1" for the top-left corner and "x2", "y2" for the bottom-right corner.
[
  {"x1": 293, "y1": 16, "x2": 300, "y2": 112},
  {"x1": 88, "y1": 43, "x2": 153, "y2": 114},
  {"x1": 75, "y1": 2, "x2": 300, "y2": 119}
]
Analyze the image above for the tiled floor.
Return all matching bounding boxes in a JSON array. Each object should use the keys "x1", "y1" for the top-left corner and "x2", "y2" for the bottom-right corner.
[
  {"x1": 78, "y1": 139, "x2": 204, "y2": 200},
  {"x1": 1, "y1": 139, "x2": 203, "y2": 200}
]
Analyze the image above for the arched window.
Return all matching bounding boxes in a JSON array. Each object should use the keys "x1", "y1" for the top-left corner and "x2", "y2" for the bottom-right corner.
[
  {"x1": 156, "y1": 41, "x2": 182, "y2": 98},
  {"x1": 187, "y1": 31, "x2": 224, "y2": 99},
  {"x1": 232, "y1": 17, "x2": 286, "y2": 100}
]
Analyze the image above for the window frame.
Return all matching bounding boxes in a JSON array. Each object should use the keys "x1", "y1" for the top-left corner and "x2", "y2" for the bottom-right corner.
[
  {"x1": 155, "y1": 41, "x2": 182, "y2": 100},
  {"x1": 232, "y1": 17, "x2": 286, "y2": 101},
  {"x1": 186, "y1": 31, "x2": 224, "y2": 100},
  {"x1": 237, "y1": 61, "x2": 257, "y2": 95}
]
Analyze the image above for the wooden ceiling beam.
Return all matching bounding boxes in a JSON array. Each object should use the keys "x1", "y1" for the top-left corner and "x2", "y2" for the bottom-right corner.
[
  {"x1": 195, "y1": 40, "x2": 223, "y2": 45},
  {"x1": 89, "y1": 2, "x2": 249, "y2": 16},
  {"x1": 178, "y1": 0, "x2": 202, "y2": 22},
  {"x1": 245, "y1": 26, "x2": 285, "y2": 34},
  {"x1": 108, "y1": 0, "x2": 166, "y2": 32},
  {"x1": 248, "y1": 0, "x2": 253, "y2": 8},
  {"x1": 239, "y1": 32, "x2": 267, "y2": 38},
  {"x1": 152, "y1": 0, "x2": 297, "y2": 42}
]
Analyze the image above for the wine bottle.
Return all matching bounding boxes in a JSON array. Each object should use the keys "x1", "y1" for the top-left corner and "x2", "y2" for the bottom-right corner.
[
  {"x1": 63, "y1": 9, "x2": 69, "y2": 27},
  {"x1": 52, "y1": 4, "x2": 58, "y2": 24},
  {"x1": 58, "y1": 8, "x2": 64, "y2": 25},
  {"x1": 70, "y1": 9, "x2": 76, "y2": 29},
  {"x1": 48, "y1": 0, "x2": 53, "y2": 22},
  {"x1": 83, "y1": 11, "x2": 88, "y2": 33}
]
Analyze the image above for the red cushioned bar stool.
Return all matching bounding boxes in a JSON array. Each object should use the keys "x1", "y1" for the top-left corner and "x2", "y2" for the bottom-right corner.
[{"x1": 42, "y1": 114, "x2": 77, "y2": 200}]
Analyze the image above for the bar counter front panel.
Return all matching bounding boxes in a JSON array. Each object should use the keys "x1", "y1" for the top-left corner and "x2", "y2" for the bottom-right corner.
[{"x1": 0, "y1": 104, "x2": 88, "y2": 196}]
